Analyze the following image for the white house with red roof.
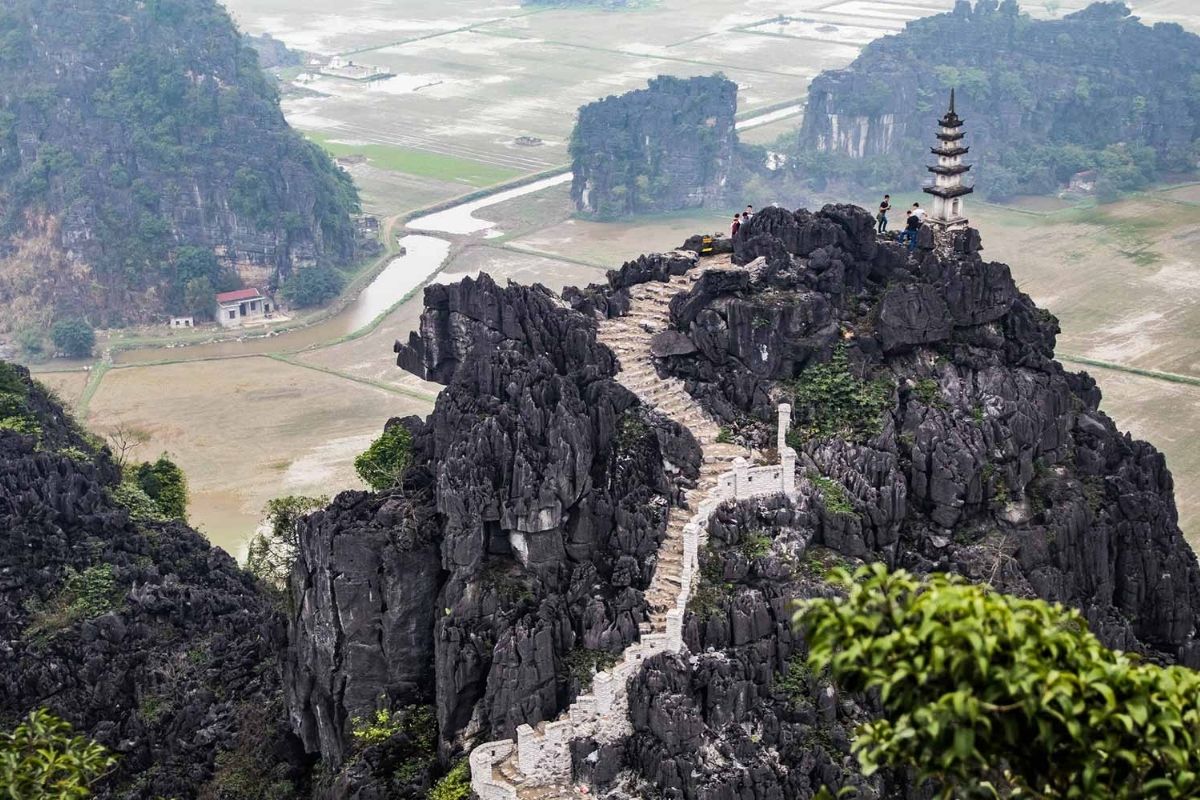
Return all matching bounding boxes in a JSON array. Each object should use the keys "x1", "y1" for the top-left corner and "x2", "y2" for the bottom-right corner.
[{"x1": 215, "y1": 287, "x2": 273, "y2": 328}]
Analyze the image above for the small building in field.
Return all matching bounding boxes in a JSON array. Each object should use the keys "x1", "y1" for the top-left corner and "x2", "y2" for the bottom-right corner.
[
  {"x1": 169, "y1": 316, "x2": 195, "y2": 329},
  {"x1": 216, "y1": 288, "x2": 273, "y2": 328},
  {"x1": 1068, "y1": 170, "x2": 1098, "y2": 194}
]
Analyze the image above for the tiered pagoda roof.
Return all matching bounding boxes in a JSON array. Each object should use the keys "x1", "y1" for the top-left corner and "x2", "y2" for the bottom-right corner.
[{"x1": 925, "y1": 89, "x2": 974, "y2": 202}]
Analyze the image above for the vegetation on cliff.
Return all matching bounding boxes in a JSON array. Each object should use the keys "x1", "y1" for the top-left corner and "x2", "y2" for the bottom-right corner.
[
  {"x1": 802, "y1": 565, "x2": 1200, "y2": 798},
  {"x1": 794, "y1": 1, "x2": 1200, "y2": 199},
  {"x1": 354, "y1": 422, "x2": 414, "y2": 491},
  {"x1": 0, "y1": 361, "x2": 301, "y2": 798},
  {"x1": 0, "y1": 0, "x2": 360, "y2": 333},
  {"x1": 570, "y1": 75, "x2": 739, "y2": 217}
]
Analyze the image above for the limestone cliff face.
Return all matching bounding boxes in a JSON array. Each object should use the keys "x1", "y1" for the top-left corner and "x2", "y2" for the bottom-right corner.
[
  {"x1": 796, "y1": 1, "x2": 1200, "y2": 197},
  {"x1": 570, "y1": 206, "x2": 1200, "y2": 798},
  {"x1": 571, "y1": 75, "x2": 739, "y2": 217},
  {"x1": 284, "y1": 208, "x2": 1200, "y2": 796},
  {"x1": 0, "y1": 0, "x2": 360, "y2": 329},
  {"x1": 286, "y1": 273, "x2": 702, "y2": 792}
]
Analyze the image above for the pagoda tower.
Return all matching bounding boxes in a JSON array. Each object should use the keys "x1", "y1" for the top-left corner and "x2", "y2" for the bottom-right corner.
[{"x1": 924, "y1": 89, "x2": 973, "y2": 229}]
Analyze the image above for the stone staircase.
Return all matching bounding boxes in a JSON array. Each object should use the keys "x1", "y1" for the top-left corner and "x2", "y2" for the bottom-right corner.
[
  {"x1": 597, "y1": 274, "x2": 746, "y2": 629},
  {"x1": 471, "y1": 262, "x2": 794, "y2": 800}
]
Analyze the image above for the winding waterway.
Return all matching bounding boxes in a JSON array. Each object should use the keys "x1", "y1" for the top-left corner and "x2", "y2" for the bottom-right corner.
[
  {"x1": 113, "y1": 208, "x2": 502, "y2": 366},
  {"x1": 112, "y1": 102, "x2": 803, "y2": 367}
]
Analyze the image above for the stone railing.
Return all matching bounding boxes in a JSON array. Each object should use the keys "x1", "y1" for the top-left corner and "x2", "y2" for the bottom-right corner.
[
  {"x1": 469, "y1": 741, "x2": 518, "y2": 800},
  {"x1": 471, "y1": 405, "x2": 798, "y2": 799}
]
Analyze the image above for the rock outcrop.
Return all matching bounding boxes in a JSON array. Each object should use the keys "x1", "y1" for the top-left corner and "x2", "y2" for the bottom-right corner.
[
  {"x1": 794, "y1": 1, "x2": 1200, "y2": 198},
  {"x1": 571, "y1": 203, "x2": 1200, "y2": 797},
  {"x1": 571, "y1": 75, "x2": 739, "y2": 217},
  {"x1": 284, "y1": 203, "x2": 1199, "y2": 798},
  {"x1": 287, "y1": 271, "x2": 704, "y2": 793},
  {"x1": 0, "y1": 363, "x2": 303, "y2": 798}
]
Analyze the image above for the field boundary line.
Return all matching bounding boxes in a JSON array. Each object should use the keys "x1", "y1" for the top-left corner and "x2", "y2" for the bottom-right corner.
[
  {"x1": 1060, "y1": 355, "x2": 1200, "y2": 388},
  {"x1": 266, "y1": 354, "x2": 438, "y2": 403}
]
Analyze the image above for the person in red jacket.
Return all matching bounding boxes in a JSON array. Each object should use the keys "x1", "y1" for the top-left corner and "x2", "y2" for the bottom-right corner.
[{"x1": 731, "y1": 214, "x2": 741, "y2": 238}]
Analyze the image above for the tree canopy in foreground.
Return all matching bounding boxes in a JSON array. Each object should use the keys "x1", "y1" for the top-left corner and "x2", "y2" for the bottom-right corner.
[
  {"x1": 0, "y1": 708, "x2": 115, "y2": 798},
  {"x1": 797, "y1": 564, "x2": 1200, "y2": 799}
]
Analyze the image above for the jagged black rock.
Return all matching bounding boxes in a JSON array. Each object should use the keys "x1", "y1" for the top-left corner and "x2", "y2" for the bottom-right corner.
[{"x1": 0, "y1": 364, "x2": 304, "y2": 798}]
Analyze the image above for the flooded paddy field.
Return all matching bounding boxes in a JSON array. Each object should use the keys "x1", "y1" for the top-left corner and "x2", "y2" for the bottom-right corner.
[
  {"x1": 974, "y1": 193, "x2": 1200, "y2": 378},
  {"x1": 83, "y1": 357, "x2": 432, "y2": 557}
]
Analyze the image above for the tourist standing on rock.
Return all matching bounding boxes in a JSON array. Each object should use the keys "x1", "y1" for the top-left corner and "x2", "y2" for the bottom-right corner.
[
  {"x1": 911, "y1": 202, "x2": 927, "y2": 223},
  {"x1": 877, "y1": 194, "x2": 891, "y2": 233},
  {"x1": 731, "y1": 214, "x2": 741, "y2": 238},
  {"x1": 901, "y1": 209, "x2": 921, "y2": 251},
  {"x1": 744, "y1": 205, "x2": 754, "y2": 219}
]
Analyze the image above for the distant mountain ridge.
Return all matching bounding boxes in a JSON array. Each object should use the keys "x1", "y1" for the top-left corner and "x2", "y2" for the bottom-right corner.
[
  {"x1": 793, "y1": 0, "x2": 1200, "y2": 199},
  {"x1": 0, "y1": 0, "x2": 360, "y2": 332}
]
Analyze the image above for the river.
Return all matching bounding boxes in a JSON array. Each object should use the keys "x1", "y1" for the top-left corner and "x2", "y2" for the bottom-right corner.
[
  {"x1": 113, "y1": 102, "x2": 802, "y2": 367},
  {"x1": 115, "y1": 234, "x2": 454, "y2": 364}
]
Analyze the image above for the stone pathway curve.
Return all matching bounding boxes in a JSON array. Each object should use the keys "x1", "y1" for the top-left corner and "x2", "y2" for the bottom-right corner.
[{"x1": 472, "y1": 263, "x2": 750, "y2": 800}]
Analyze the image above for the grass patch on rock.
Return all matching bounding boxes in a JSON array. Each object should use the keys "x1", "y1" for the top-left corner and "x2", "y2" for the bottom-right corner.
[
  {"x1": 25, "y1": 565, "x2": 122, "y2": 641},
  {"x1": 782, "y1": 346, "x2": 893, "y2": 446}
]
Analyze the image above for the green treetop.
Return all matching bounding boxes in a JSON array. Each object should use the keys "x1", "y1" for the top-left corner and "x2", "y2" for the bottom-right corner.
[{"x1": 797, "y1": 564, "x2": 1200, "y2": 798}]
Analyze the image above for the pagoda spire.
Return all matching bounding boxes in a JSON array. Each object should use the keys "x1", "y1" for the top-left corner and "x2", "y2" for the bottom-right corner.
[{"x1": 924, "y1": 89, "x2": 973, "y2": 229}]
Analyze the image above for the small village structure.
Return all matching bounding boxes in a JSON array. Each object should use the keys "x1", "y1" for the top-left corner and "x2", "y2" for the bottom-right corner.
[
  {"x1": 924, "y1": 89, "x2": 974, "y2": 229},
  {"x1": 1069, "y1": 169, "x2": 1098, "y2": 194},
  {"x1": 318, "y1": 56, "x2": 393, "y2": 82},
  {"x1": 215, "y1": 287, "x2": 273, "y2": 328},
  {"x1": 169, "y1": 316, "x2": 195, "y2": 329}
]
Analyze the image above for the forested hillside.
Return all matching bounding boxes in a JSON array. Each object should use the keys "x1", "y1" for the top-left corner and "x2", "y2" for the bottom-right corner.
[
  {"x1": 0, "y1": 0, "x2": 359, "y2": 335},
  {"x1": 794, "y1": 1, "x2": 1200, "y2": 199},
  {"x1": 571, "y1": 75, "x2": 739, "y2": 217}
]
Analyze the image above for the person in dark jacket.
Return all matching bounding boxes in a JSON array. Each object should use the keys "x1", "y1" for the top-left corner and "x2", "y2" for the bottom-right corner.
[
  {"x1": 900, "y1": 210, "x2": 921, "y2": 251},
  {"x1": 877, "y1": 194, "x2": 891, "y2": 233}
]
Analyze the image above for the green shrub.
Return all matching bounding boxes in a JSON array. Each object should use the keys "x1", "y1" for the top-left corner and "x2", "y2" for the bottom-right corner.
[
  {"x1": 282, "y1": 265, "x2": 344, "y2": 308},
  {"x1": 428, "y1": 759, "x2": 471, "y2": 800},
  {"x1": 182, "y1": 276, "x2": 216, "y2": 320},
  {"x1": 350, "y1": 705, "x2": 435, "y2": 750},
  {"x1": 798, "y1": 565, "x2": 1200, "y2": 799},
  {"x1": 740, "y1": 531, "x2": 772, "y2": 560},
  {"x1": 245, "y1": 494, "x2": 328, "y2": 591},
  {"x1": 355, "y1": 424, "x2": 413, "y2": 491},
  {"x1": 715, "y1": 426, "x2": 734, "y2": 444},
  {"x1": 111, "y1": 480, "x2": 166, "y2": 522},
  {"x1": 133, "y1": 455, "x2": 188, "y2": 520},
  {"x1": 782, "y1": 347, "x2": 893, "y2": 446},
  {"x1": 689, "y1": 544, "x2": 733, "y2": 621},
  {"x1": 0, "y1": 709, "x2": 116, "y2": 798},
  {"x1": 25, "y1": 565, "x2": 122, "y2": 640},
  {"x1": 810, "y1": 474, "x2": 855, "y2": 517},
  {"x1": 774, "y1": 654, "x2": 812, "y2": 709},
  {"x1": 912, "y1": 378, "x2": 947, "y2": 409},
  {"x1": 563, "y1": 648, "x2": 620, "y2": 690},
  {"x1": 616, "y1": 412, "x2": 649, "y2": 450},
  {"x1": 0, "y1": 362, "x2": 38, "y2": 438},
  {"x1": 350, "y1": 705, "x2": 440, "y2": 788},
  {"x1": 16, "y1": 327, "x2": 46, "y2": 356},
  {"x1": 51, "y1": 318, "x2": 95, "y2": 359}
]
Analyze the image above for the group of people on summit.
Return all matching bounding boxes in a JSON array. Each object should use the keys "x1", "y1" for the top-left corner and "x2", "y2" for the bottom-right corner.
[
  {"x1": 877, "y1": 194, "x2": 927, "y2": 251},
  {"x1": 729, "y1": 197, "x2": 926, "y2": 252},
  {"x1": 729, "y1": 205, "x2": 754, "y2": 238}
]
